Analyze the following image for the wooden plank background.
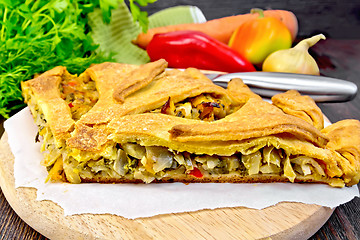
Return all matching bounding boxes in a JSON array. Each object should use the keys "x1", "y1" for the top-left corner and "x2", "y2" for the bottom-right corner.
[{"x1": 142, "y1": 0, "x2": 360, "y2": 39}]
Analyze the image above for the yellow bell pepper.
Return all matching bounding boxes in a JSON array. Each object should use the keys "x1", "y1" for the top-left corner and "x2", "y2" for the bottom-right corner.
[{"x1": 228, "y1": 8, "x2": 292, "y2": 65}]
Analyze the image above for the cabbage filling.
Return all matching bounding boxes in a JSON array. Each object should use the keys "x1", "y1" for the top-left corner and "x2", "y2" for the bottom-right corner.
[
  {"x1": 60, "y1": 143, "x2": 333, "y2": 184},
  {"x1": 22, "y1": 90, "x2": 67, "y2": 182},
  {"x1": 59, "y1": 73, "x2": 99, "y2": 121},
  {"x1": 155, "y1": 94, "x2": 232, "y2": 121}
]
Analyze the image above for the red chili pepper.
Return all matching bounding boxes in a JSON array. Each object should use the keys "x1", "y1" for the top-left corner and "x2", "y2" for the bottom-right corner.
[
  {"x1": 188, "y1": 167, "x2": 203, "y2": 178},
  {"x1": 67, "y1": 81, "x2": 77, "y2": 87},
  {"x1": 68, "y1": 102, "x2": 74, "y2": 108},
  {"x1": 146, "y1": 30, "x2": 255, "y2": 73}
]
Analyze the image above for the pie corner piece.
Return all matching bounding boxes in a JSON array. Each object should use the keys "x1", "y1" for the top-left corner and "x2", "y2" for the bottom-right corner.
[{"x1": 21, "y1": 59, "x2": 360, "y2": 187}]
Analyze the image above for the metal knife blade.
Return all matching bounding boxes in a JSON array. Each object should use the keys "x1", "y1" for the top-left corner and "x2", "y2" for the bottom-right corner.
[{"x1": 207, "y1": 72, "x2": 358, "y2": 102}]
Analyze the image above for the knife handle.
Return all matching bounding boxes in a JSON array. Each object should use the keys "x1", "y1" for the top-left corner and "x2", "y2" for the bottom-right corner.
[{"x1": 211, "y1": 72, "x2": 358, "y2": 102}]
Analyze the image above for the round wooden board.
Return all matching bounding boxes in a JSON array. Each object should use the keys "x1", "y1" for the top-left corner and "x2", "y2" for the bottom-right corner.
[{"x1": 0, "y1": 133, "x2": 333, "y2": 240}]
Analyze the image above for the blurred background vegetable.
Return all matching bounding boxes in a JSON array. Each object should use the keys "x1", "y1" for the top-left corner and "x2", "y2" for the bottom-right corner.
[
  {"x1": 262, "y1": 34, "x2": 326, "y2": 75},
  {"x1": 228, "y1": 8, "x2": 293, "y2": 65},
  {"x1": 0, "y1": 0, "x2": 155, "y2": 119},
  {"x1": 146, "y1": 30, "x2": 255, "y2": 72},
  {"x1": 88, "y1": 5, "x2": 203, "y2": 66},
  {"x1": 133, "y1": 9, "x2": 298, "y2": 49}
]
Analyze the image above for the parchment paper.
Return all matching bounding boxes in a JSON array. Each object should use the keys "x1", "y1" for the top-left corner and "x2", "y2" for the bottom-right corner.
[{"x1": 4, "y1": 108, "x2": 359, "y2": 219}]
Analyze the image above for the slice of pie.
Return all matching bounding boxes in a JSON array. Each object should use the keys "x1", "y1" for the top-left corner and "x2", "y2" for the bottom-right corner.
[{"x1": 21, "y1": 59, "x2": 360, "y2": 187}]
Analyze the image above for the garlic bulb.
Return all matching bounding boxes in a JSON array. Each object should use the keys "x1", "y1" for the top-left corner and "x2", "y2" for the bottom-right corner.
[{"x1": 262, "y1": 34, "x2": 326, "y2": 75}]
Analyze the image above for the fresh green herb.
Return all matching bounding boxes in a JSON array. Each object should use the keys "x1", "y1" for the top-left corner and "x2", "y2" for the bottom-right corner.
[
  {"x1": 0, "y1": 0, "x2": 155, "y2": 118},
  {"x1": 128, "y1": 0, "x2": 157, "y2": 32}
]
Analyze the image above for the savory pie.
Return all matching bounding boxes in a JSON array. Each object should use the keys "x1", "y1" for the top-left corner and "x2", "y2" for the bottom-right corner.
[{"x1": 21, "y1": 59, "x2": 360, "y2": 187}]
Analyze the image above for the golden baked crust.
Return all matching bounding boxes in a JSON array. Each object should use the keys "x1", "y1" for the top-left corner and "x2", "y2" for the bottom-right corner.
[
  {"x1": 321, "y1": 119, "x2": 360, "y2": 185},
  {"x1": 21, "y1": 60, "x2": 360, "y2": 187},
  {"x1": 21, "y1": 66, "x2": 75, "y2": 145},
  {"x1": 271, "y1": 90, "x2": 324, "y2": 130},
  {"x1": 113, "y1": 59, "x2": 168, "y2": 103},
  {"x1": 168, "y1": 98, "x2": 328, "y2": 146},
  {"x1": 67, "y1": 62, "x2": 241, "y2": 151},
  {"x1": 226, "y1": 78, "x2": 262, "y2": 104}
]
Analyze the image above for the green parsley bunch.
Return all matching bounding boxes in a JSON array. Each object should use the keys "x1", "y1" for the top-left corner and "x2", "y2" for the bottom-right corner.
[{"x1": 0, "y1": 0, "x2": 155, "y2": 118}]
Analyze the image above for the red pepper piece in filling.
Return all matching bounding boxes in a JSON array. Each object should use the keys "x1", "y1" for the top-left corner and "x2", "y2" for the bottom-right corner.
[
  {"x1": 188, "y1": 167, "x2": 204, "y2": 178},
  {"x1": 146, "y1": 30, "x2": 256, "y2": 73},
  {"x1": 67, "y1": 81, "x2": 77, "y2": 87},
  {"x1": 198, "y1": 102, "x2": 220, "y2": 120}
]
